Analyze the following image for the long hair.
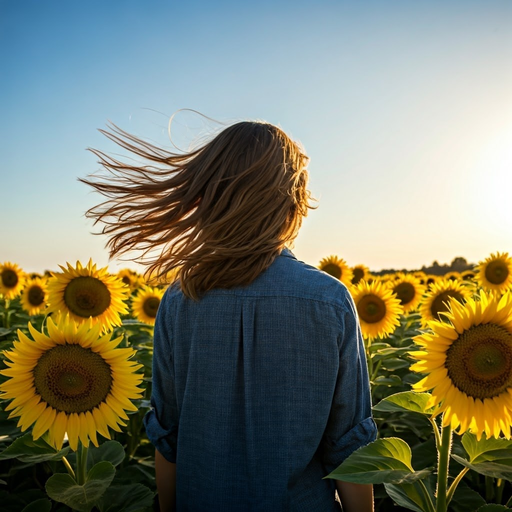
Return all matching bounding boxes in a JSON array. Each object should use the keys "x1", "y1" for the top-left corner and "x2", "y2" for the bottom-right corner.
[{"x1": 81, "y1": 120, "x2": 314, "y2": 300}]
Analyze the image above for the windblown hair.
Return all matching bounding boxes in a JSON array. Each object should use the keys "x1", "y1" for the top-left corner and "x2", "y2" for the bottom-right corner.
[{"x1": 81, "y1": 120, "x2": 314, "y2": 300}]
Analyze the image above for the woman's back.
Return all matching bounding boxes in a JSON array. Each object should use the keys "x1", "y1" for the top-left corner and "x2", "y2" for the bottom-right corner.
[{"x1": 145, "y1": 249, "x2": 376, "y2": 511}]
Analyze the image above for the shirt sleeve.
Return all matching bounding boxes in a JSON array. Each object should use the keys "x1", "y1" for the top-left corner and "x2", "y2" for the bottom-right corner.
[
  {"x1": 320, "y1": 291, "x2": 377, "y2": 473},
  {"x1": 143, "y1": 290, "x2": 179, "y2": 463}
]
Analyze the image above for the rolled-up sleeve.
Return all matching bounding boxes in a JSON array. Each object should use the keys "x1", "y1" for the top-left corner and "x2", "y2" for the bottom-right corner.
[
  {"x1": 143, "y1": 291, "x2": 179, "y2": 463},
  {"x1": 320, "y1": 292, "x2": 377, "y2": 473}
]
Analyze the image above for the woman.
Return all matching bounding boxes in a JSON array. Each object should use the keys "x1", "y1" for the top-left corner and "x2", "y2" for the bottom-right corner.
[{"x1": 82, "y1": 119, "x2": 377, "y2": 511}]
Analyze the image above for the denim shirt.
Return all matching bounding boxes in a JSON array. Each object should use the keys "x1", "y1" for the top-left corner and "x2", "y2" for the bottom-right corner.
[{"x1": 144, "y1": 249, "x2": 377, "y2": 511}]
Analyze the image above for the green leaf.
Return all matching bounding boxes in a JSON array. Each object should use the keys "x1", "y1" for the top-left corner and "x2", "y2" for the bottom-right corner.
[
  {"x1": 380, "y1": 358, "x2": 411, "y2": 370},
  {"x1": 87, "y1": 441, "x2": 126, "y2": 468},
  {"x1": 449, "y1": 482, "x2": 486, "y2": 512},
  {"x1": 451, "y1": 433, "x2": 512, "y2": 480},
  {"x1": 0, "y1": 432, "x2": 69, "y2": 463},
  {"x1": 462, "y1": 433, "x2": 512, "y2": 463},
  {"x1": 21, "y1": 499, "x2": 52, "y2": 512},
  {"x1": 372, "y1": 375, "x2": 403, "y2": 387},
  {"x1": 325, "y1": 437, "x2": 431, "y2": 484},
  {"x1": 373, "y1": 391, "x2": 435, "y2": 415},
  {"x1": 97, "y1": 484, "x2": 155, "y2": 512},
  {"x1": 46, "y1": 461, "x2": 116, "y2": 512},
  {"x1": 475, "y1": 506, "x2": 512, "y2": 511},
  {"x1": 384, "y1": 481, "x2": 434, "y2": 512}
]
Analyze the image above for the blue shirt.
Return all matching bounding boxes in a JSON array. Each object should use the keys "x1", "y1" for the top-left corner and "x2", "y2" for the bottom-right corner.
[{"x1": 144, "y1": 249, "x2": 377, "y2": 511}]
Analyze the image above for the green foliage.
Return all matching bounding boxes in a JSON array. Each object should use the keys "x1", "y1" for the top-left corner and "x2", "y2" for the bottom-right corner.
[
  {"x1": 46, "y1": 461, "x2": 116, "y2": 512},
  {"x1": 374, "y1": 391, "x2": 435, "y2": 416},
  {"x1": 325, "y1": 437, "x2": 432, "y2": 485},
  {"x1": 21, "y1": 498, "x2": 52, "y2": 512},
  {"x1": 452, "y1": 434, "x2": 512, "y2": 480},
  {"x1": 97, "y1": 484, "x2": 155, "y2": 512},
  {"x1": 0, "y1": 432, "x2": 70, "y2": 463}
]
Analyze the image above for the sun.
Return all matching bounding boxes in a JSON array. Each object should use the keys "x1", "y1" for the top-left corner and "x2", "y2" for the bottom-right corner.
[
  {"x1": 0, "y1": 262, "x2": 26, "y2": 300},
  {"x1": 351, "y1": 280, "x2": 404, "y2": 342},
  {"x1": 47, "y1": 260, "x2": 129, "y2": 331},
  {"x1": 411, "y1": 290, "x2": 512, "y2": 440},
  {"x1": 0, "y1": 314, "x2": 144, "y2": 450},
  {"x1": 475, "y1": 252, "x2": 512, "y2": 294},
  {"x1": 419, "y1": 279, "x2": 471, "y2": 327},
  {"x1": 131, "y1": 286, "x2": 165, "y2": 325},
  {"x1": 318, "y1": 256, "x2": 353, "y2": 288},
  {"x1": 20, "y1": 277, "x2": 48, "y2": 316},
  {"x1": 387, "y1": 273, "x2": 426, "y2": 314}
]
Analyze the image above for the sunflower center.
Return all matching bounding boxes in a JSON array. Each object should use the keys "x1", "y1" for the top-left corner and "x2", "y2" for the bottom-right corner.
[
  {"x1": 33, "y1": 344, "x2": 112, "y2": 413},
  {"x1": 322, "y1": 263, "x2": 342, "y2": 280},
  {"x1": 445, "y1": 323, "x2": 512, "y2": 399},
  {"x1": 121, "y1": 276, "x2": 132, "y2": 286},
  {"x1": 357, "y1": 294, "x2": 386, "y2": 323},
  {"x1": 1, "y1": 269, "x2": 18, "y2": 288},
  {"x1": 485, "y1": 261, "x2": 509, "y2": 285},
  {"x1": 394, "y1": 282, "x2": 415, "y2": 305},
  {"x1": 352, "y1": 268, "x2": 364, "y2": 285},
  {"x1": 143, "y1": 297, "x2": 160, "y2": 318},
  {"x1": 431, "y1": 291, "x2": 464, "y2": 321},
  {"x1": 28, "y1": 286, "x2": 45, "y2": 306},
  {"x1": 64, "y1": 277, "x2": 111, "y2": 318}
]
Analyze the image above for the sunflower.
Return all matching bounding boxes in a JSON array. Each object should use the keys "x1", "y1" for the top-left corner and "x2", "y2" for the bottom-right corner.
[
  {"x1": 444, "y1": 271, "x2": 461, "y2": 282},
  {"x1": 0, "y1": 315, "x2": 144, "y2": 450},
  {"x1": 0, "y1": 262, "x2": 26, "y2": 299},
  {"x1": 414, "y1": 271, "x2": 427, "y2": 284},
  {"x1": 461, "y1": 269, "x2": 476, "y2": 281},
  {"x1": 131, "y1": 286, "x2": 165, "y2": 325},
  {"x1": 475, "y1": 252, "x2": 512, "y2": 294},
  {"x1": 318, "y1": 256, "x2": 353, "y2": 288},
  {"x1": 20, "y1": 277, "x2": 48, "y2": 316},
  {"x1": 351, "y1": 280, "x2": 404, "y2": 342},
  {"x1": 425, "y1": 275, "x2": 439, "y2": 287},
  {"x1": 419, "y1": 279, "x2": 471, "y2": 327},
  {"x1": 411, "y1": 291, "x2": 512, "y2": 440},
  {"x1": 388, "y1": 273, "x2": 426, "y2": 313},
  {"x1": 47, "y1": 260, "x2": 129, "y2": 331},
  {"x1": 351, "y1": 264, "x2": 370, "y2": 286},
  {"x1": 117, "y1": 268, "x2": 144, "y2": 292}
]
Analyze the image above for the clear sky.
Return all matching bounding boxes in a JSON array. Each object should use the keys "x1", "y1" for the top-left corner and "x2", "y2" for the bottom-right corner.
[{"x1": 1, "y1": 0, "x2": 511, "y2": 274}]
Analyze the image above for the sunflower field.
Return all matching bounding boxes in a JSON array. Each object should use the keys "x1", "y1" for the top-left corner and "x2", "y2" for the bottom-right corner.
[{"x1": 0, "y1": 252, "x2": 512, "y2": 511}]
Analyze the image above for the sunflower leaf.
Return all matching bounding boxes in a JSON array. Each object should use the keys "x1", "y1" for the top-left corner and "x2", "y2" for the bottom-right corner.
[
  {"x1": 384, "y1": 481, "x2": 435, "y2": 512},
  {"x1": 475, "y1": 506, "x2": 512, "y2": 511},
  {"x1": 21, "y1": 498, "x2": 52, "y2": 512},
  {"x1": 46, "y1": 461, "x2": 116, "y2": 512},
  {"x1": 453, "y1": 433, "x2": 512, "y2": 479},
  {"x1": 373, "y1": 391, "x2": 435, "y2": 415},
  {"x1": 96, "y1": 483, "x2": 155, "y2": 512},
  {"x1": 0, "y1": 432, "x2": 69, "y2": 463},
  {"x1": 87, "y1": 440, "x2": 126, "y2": 469},
  {"x1": 461, "y1": 432, "x2": 512, "y2": 463},
  {"x1": 325, "y1": 437, "x2": 431, "y2": 484}
]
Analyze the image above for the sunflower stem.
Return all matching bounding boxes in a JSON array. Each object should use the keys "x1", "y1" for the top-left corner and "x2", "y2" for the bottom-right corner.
[
  {"x1": 446, "y1": 467, "x2": 469, "y2": 505},
  {"x1": 4, "y1": 299, "x2": 10, "y2": 328},
  {"x1": 76, "y1": 442, "x2": 89, "y2": 485},
  {"x1": 435, "y1": 422, "x2": 452, "y2": 512},
  {"x1": 485, "y1": 475, "x2": 494, "y2": 502},
  {"x1": 418, "y1": 480, "x2": 436, "y2": 512},
  {"x1": 496, "y1": 478, "x2": 505, "y2": 504},
  {"x1": 428, "y1": 415, "x2": 442, "y2": 451},
  {"x1": 62, "y1": 456, "x2": 76, "y2": 481}
]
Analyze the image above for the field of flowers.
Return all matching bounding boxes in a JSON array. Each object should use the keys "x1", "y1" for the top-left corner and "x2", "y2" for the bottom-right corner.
[{"x1": 0, "y1": 252, "x2": 511, "y2": 512}]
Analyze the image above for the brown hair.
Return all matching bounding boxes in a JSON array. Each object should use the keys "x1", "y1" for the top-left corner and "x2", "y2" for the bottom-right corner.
[{"x1": 81, "y1": 120, "x2": 314, "y2": 300}]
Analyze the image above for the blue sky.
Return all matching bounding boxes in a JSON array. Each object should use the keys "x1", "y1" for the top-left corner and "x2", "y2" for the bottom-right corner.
[{"x1": 1, "y1": 0, "x2": 511, "y2": 273}]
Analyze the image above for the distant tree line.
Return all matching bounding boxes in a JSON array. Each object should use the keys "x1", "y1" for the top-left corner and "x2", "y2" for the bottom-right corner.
[{"x1": 372, "y1": 257, "x2": 474, "y2": 277}]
